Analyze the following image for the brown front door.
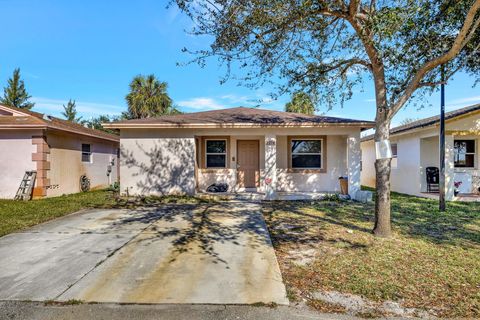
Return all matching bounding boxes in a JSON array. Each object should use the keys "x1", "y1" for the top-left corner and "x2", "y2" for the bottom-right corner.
[{"x1": 237, "y1": 140, "x2": 260, "y2": 188}]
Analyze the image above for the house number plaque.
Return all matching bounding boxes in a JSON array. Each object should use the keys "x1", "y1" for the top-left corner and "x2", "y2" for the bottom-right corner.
[{"x1": 266, "y1": 140, "x2": 276, "y2": 146}]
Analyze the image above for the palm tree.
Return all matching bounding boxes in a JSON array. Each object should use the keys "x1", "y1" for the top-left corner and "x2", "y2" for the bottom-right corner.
[
  {"x1": 125, "y1": 75, "x2": 178, "y2": 119},
  {"x1": 285, "y1": 92, "x2": 315, "y2": 115}
]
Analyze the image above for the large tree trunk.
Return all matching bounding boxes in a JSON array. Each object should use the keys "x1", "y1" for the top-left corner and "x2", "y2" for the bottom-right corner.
[{"x1": 373, "y1": 112, "x2": 392, "y2": 237}]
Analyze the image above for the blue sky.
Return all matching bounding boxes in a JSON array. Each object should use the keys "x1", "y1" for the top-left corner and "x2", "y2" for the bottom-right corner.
[{"x1": 0, "y1": 0, "x2": 479, "y2": 127}]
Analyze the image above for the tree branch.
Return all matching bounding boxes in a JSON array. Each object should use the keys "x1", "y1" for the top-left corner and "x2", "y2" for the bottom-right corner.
[
  {"x1": 418, "y1": 81, "x2": 446, "y2": 88},
  {"x1": 390, "y1": 0, "x2": 480, "y2": 118}
]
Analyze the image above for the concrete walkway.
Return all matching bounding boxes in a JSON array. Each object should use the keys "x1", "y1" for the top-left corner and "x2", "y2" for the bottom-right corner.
[{"x1": 0, "y1": 202, "x2": 287, "y2": 305}]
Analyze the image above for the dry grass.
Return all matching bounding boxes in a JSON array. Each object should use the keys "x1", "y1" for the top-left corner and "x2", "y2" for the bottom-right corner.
[{"x1": 263, "y1": 192, "x2": 480, "y2": 318}]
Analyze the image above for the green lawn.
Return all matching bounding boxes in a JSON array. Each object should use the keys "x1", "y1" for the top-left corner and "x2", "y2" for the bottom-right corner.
[
  {"x1": 0, "y1": 190, "x2": 209, "y2": 237},
  {"x1": 263, "y1": 192, "x2": 480, "y2": 318},
  {"x1": 0, "y1": 190, "x2": 117, "y2": 236}
]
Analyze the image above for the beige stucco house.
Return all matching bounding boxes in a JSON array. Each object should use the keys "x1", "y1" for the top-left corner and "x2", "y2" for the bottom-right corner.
[
  {"x1": 361, "y1": 104, "x2": 480, "y2": 201},
  {"x1": 0, "y1": 104, "x2": 119, "y2": 199},
  {"x1": 104, "y1": 107, "x2": 374, "y2": 200}
]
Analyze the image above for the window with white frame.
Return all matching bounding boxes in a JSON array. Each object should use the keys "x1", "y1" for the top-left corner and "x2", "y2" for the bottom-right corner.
[
  {"x1": 454, "y1": 140, "x2": 475, "y2": 168},
  {"x1": 291, "y1": 139, "x2": 322, "y2": 169},
  {"x1": 205, "y1": 139, "x2": 227, "y2": 168},
  {"x1": 81, "y1": 144, "x2": 92, "y2": 163}
]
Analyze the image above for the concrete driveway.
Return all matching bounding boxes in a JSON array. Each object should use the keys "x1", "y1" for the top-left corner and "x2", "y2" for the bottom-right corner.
[{"x1": 0, "y1": 202, "x2": 287, "y2": 305}]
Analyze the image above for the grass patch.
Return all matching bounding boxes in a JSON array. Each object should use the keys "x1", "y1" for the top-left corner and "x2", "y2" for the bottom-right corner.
[
  {"x1": 44, "y1": 299, "x2": 84, "y2": 306},
  {"x1": 0, "y1": 190, "x2": 117, "y2": 237},
  {"x1": 0, "y1": 190, "x2": 208, "y2": 237},
  {"x1": 263, "y1": 191, "x2": 480, "y2": 318}
]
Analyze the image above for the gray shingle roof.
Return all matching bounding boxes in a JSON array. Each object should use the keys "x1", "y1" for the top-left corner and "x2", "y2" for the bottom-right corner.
[
  {"x1": 107, "y1": 107, "x2": 375, "y2": 128},
  {"x1": 361, "y1": 103, "x2": 480, "y2": 141}
]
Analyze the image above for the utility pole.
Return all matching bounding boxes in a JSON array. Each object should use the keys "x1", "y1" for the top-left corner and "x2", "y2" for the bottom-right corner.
[{"x1": 439, "y1": 65, "x2": 446, "y2": 212}]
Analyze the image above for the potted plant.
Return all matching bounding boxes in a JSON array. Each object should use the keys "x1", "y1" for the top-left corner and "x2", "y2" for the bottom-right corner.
[{"x1": 454, "y1": 181, "x2": 462, "y2": 196}]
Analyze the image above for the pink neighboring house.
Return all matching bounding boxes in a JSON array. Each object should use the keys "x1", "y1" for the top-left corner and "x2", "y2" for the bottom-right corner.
[{"x1": 0, "y1": 104, "x2": 119, "y2": 199}]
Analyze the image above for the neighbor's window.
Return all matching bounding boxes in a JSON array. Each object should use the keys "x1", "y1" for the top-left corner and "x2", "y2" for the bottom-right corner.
[
  {"x1": 205, "y1": 139, "x2": 226, "y2": 168},
  {"x1": 391, "y1": 143, "x2": 398, "y2": 158},
  {"x1": 291, "y1": 139, "x2": 322, "y2": 169},
  {"x1": 454, "y1": 140, "x2": 475, "y2": 168},
  {"x1": 391, "y1": 143, "x2": 398, "y2": 168},
  {"x1": 82, "y1": 144, "x2": 92, "y2": 163}
]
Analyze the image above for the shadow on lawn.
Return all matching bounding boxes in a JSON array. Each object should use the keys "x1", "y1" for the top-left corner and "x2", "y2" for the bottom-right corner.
[
  {"x1": 110, "y1": 202, "x2": 270, "y2": 267},
  {"x1": 264, "y1": 193, "x2": 480, "y2": 248},
  {"x1": 389, "y1": 193, "x2": 480, "y2": 246}
]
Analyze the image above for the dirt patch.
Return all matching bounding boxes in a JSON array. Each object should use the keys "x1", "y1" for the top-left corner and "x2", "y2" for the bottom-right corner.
[{"x1": 310, "y1": 290, "x2": 431, "y2": 318}]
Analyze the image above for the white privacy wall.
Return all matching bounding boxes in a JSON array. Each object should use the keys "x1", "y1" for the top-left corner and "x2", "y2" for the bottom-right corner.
[
  {"x1": 360, "y1": 140, "x2": 376, "y2": 188},
  {"x1": 361, "y1": 135, "x2": 422, "y2": 195},
  {"x1": 390, "y1": 135, "x2": 421, "y2": 195},
  {"x1": 120, "y1": 129, "x2": 196, "y2": 196}
]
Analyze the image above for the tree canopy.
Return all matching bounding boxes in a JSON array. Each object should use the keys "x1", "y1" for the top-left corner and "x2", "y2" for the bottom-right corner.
[
  {"x1": 61, "y1": 99, "x2": 83, "y2": 123},
  {"x1": 175, "y1": 0, "x2": 480, "y2": 237},
  {"x1": 124, "y1": 74, "x2": 180, "y2": 119},
  {"x1": 85, "y1": 115, "x2": 119, "y2": 135},
  {"x1": 175, "y1": 1, "x2": 479, "y2": 112},
  {"x1": 285, "y1": 92, "x2": 315, "y2": 115},
  {"x1": 0, "y1": 68, "x2": 35, "y2": 109}
]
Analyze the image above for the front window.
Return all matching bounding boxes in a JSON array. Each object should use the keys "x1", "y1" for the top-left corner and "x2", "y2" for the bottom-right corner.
[
  {"x1": 454, "y1": 140, "x2": 475, "y2": 168},
  {"x1": 291, "y1": 139, "x2": 322, "y2": 169},
  {"x1": 82, "y1": 144, "x2": 92, "y2": 163},
  {"x1": 205, "y1": 140, "x2": 226, "y2": 168}
]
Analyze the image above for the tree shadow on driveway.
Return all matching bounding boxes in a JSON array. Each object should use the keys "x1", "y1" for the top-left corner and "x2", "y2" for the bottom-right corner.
[{"x1": 110, "y1": 202, "x2": 271, "y2": 267}]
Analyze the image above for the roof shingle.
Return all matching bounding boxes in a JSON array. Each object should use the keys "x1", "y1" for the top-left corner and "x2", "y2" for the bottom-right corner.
[
  {"x1": 361, "y1": 103, "x2": 480, "y2": 141},
  {"x1": 106, "y1": 107, "x2": 374, "y2": 129},
  {"x1": 0, "y1": 104, "x2": 119, "y2": 142}
]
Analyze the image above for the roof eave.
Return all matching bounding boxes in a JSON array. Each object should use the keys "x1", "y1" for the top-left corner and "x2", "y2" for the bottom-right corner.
[
  {"x1": 46, "y1": 127, "x2": 119, "y2": 142},
  {"x1": 103, "y1": 122, "x2": 375, "y2": 129},
  {"x1": 0, "y1": 125, "x2": 47, "y2": 129}
]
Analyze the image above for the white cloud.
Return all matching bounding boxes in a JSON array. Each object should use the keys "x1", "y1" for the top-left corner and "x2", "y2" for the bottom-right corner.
[
  {"x1": 177, "y1": 91, "x2": 284, "y2": 112},
  {"x1": 220, "y1": 94, "x2": 251, "y2": 105},
  {"x1": 32, "y1": 97, "x2": 123, "y2": 118},
  {"x1": 448, "y1": 96, "x2": 480, "y2": 104},
  {"x1": 177, "y1": 97, "x2": 225, "y2": 110},
  {"x1": 446, "y1": 95, "x2": 480, "y2": 111}
]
